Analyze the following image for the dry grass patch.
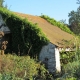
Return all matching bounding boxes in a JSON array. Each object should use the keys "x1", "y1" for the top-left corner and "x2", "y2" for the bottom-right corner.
[{"x1": 0, "y1": 54, "x2": 39, "y2": 79}]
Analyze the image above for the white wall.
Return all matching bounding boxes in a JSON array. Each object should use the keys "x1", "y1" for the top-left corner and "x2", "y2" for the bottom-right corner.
[
  {"x1": 55, "y1": 48, "x2": 61, "y2": 72},
  {"x1": 58, "y1": 47, "x2": 71, "y2": 52},
  {"x1": 39, "y1": 43, "x2": 61, "y2": 73}
]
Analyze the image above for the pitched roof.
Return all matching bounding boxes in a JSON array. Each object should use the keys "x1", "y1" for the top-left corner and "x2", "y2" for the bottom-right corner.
[{"x1": 14, "y1": 12, "x2": 74, "y2": 47}]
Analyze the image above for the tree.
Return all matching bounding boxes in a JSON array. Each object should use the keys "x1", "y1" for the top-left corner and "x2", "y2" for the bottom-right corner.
[
  {"x1": 77, "y1": 0, "x2": 80, "y2": 4},
  {"x1": 0, "y1": 0, "x2": 5, "y2": 7},
  {"x1": 68, "y1": 6, "x2": 80, "y2": 34},
  {"x1": 59, "y1": 19, "x2": 66, "y2": 24}
]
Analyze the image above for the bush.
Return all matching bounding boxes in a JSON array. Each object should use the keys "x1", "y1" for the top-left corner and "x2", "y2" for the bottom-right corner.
[
  {"x1": 0, "y1": 73, "x2": 23, "y2": 80},
  {"x1": 59, "y1": 60, "x2": 80, "y2": 80},
  {"x1": 0, "y1": 54, "x2": 53, "y2": 80},
  {"x1": 0, "y1": 54, "x2": 38, "y2": 79}
]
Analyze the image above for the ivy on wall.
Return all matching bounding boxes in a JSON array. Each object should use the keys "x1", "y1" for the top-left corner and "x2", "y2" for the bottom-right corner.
[{"x1": 0, "y1": 8, "x2": 49, "y2": 56}]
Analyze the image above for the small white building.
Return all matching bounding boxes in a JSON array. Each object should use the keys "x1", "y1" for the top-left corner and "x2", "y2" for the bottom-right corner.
[
  {"x1": 39, "y1": 43, "x2": 61, "y2": 73},
  {"x1": 39, "y1": 42, "x2": 74, "y2": 73}
]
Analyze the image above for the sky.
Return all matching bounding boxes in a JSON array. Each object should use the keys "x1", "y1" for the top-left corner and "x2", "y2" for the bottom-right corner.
[{"x1": 3, "y1": 0, "x2": 79, "y2": 24}]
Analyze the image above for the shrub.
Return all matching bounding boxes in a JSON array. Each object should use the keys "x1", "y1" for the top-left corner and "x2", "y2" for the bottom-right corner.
[
  {"x1": 59, "y1": 60, "x2": 80, "y2": 80},
  {"x1": 0, "y1": 54, "x2": 38, "y2": 79},
  {"x1": 0, "y1": 54, "x2": 53, "y2": 80}
]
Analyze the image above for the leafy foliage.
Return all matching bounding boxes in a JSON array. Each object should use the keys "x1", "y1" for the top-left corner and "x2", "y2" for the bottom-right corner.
[
  {"x1": 40, "y1": 15, "x2": 73, "y2": 34},
  {"x1": 0, "y1": 54, "x2": 51, "y2": 80},
  {"x1": 68, "y1": 6, "x2": 80, "y2": 34},
  {"x1": 60, "y1": 51, "x2": 75, "y2": 65},
  {"x1": 60, "y1": 60, "x2": 80, "y2": 80},
  {"x1": 60, "y1": 36, "x2": 80, "y2": 64},
  {"x1": 0, "y1": 8, "x2": 49, "y2": 56},
  {"x1": 57, "y1": 36, "x2": 80, "y2": 80},
  {"x1": 0, "y1": 0, "x2": 4, "y2": 7},
  {"x1": 57, "y1": 48, "x2": 80, "y2": 80}
]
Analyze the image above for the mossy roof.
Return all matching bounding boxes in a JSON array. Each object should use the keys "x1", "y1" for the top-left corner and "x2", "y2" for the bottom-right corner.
[{"x1": 14, "y1": 12, "x2": 74, "y2": 47}]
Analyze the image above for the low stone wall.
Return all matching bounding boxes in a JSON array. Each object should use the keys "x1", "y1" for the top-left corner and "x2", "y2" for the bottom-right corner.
[{"x1": 0, "y1": 14, "x2": 10, "y2": 33}]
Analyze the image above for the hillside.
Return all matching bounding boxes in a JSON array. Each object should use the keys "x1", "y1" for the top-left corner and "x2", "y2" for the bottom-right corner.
[{"x1": 14, "y1": 12, "x2": 74, "y2": 47}]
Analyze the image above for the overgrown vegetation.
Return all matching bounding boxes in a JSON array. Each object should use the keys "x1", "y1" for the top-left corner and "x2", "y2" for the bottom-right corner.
[
  {"x1": 57, "y1": 2, "x2": 80, "y2": 79},
  {"x1": 55, "y1": 36, "x2": 80, "y2": 80},
  {"x1": 68, "y1": 0, "x2": 80, "y2": 35},
  {"x1": 68, "y1": 6, "x2": 80, "y2": 35},
  {"x1": 0, "y1": 2, "x2": 80, "y2": 80},
  {"x1": 0, "y1": 54, "x2": 54, "y2": 80},
  {"x1": 0, "y1": 0, "x2": 7, "y2": 8},
  {"x1": 57, "y1": 55, "x2": 80, "y2": 80},
  {"x1": 0, "y1": 8, "x2": 49, "y2": 56},
  {"x1": 1, "y1": 51, "x2": 80, "y2": 80},
  {"x1": 0, "y1": 0, "x2": 4, "y2": 7},
  {"x1": 40, "y1": 15, "x2": 73, "y2": 34}
]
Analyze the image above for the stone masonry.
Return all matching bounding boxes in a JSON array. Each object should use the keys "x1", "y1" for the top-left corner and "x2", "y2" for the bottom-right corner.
[{"x1": 39, "y1": 43, "x2": 61, "y2": 73}]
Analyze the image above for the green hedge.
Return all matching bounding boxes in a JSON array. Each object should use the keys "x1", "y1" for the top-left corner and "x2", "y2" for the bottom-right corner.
[
  {"x1": 40, "y1": 15, "x2": 73, "y2": 34},
  {"x1": 0, "y1": 8, "x2": 49, "y2": 56}
]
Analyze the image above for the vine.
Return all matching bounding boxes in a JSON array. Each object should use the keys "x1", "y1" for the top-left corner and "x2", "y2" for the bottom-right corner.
[{"x1": 0, "y1": 8, "x2": 49, "y2": 56}]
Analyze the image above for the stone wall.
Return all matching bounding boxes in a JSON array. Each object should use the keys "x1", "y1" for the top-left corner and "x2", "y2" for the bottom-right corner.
[
  {"x1": 0, "y1": 14, "x2": 11, "y2": 51},
  {"x1": 39, "y1": 43, "x2": 61, "y2": 73},
  {"x1": 0, "y1": 14, "x2": 10, "y2": 34}
]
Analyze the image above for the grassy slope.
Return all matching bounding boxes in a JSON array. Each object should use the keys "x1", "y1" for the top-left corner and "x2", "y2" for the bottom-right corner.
[{"x1": 14, "y1": 12, "x2": 74, "y2": 47}]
